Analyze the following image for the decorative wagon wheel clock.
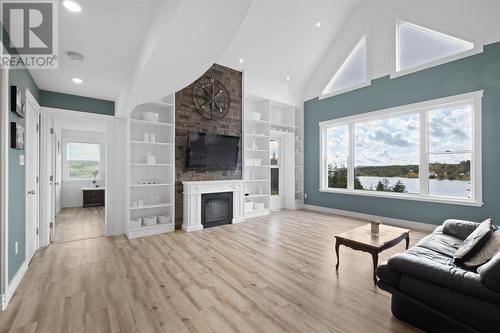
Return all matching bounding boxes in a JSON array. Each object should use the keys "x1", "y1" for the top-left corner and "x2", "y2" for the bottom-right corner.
[{"x1": 192, "y1": 77, "x2": 231, "y2": 119}]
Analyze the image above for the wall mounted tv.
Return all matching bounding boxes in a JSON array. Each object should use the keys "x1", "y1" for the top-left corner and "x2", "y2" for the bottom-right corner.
[{"x1": 186, "y1": 132, "x2": 240, "y2": 170}]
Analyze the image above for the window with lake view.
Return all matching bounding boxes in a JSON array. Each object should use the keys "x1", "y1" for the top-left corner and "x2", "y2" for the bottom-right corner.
[{"x1": 319, "y1": 92, "x2": 482, "y2": 205}]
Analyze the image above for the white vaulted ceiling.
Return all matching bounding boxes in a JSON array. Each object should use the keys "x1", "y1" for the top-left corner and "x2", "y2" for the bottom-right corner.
[
  {"x1": 217, "y1": 0, "x2": 364, "y2": 105},
  {"x1": 29, "y1": 0, "x2": 162, "y2": 101},
  {"x1": 27, "y1": 0, "x2": 500, "y2": 111},
  {"x1": 28, "y1": 0, "x2": 364, "y2": 110}
]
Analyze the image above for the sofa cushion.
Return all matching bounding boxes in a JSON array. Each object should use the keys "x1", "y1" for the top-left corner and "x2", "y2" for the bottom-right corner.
[
  {"x1": 376, "y1": 263, "x2": 401, "y2": 288},
  {"x1": 443, "y1": 219, "x2": 479, "y2": 240},
  {"x1": 454, "y1": 219, "x2": 492, "y2": 264},
  {"x1": 465, "y1": 230, "x2": 500, "y2": 268},
  {"x1": 398, "y1": 275, "x2": 500, "y2": 333},
  {"x1": 387, "y1": 246, "x2": 500, "y2": 303},
  {"x1": 416, "y1": 227, "x2": 462, "y2": 258},
  {"x1": 478, "y1": 252, "x2": 500, "y2": 292}
]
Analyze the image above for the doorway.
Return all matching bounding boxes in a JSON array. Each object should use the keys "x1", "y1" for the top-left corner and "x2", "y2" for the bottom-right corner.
[
  {"x1": 270, "y1": 130, "x2": 294, "y2": 211},
  {"x1": 25, "y1": 90, "x2": 40, "y2": 262},
  {"x1": 41, "y1": 110, "x2": 109, "y2": 243}
]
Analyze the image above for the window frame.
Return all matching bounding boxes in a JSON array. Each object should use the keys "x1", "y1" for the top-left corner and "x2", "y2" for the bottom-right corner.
[
  {"x1": 319, "y1": 90, "x2": 483, "y2": 207},
  {"x1": 390, "y1": 16, "x2": 484, "y2": 79},
  {"x1": 63, "y1": 140, "x2": 103, "y2": 181}
]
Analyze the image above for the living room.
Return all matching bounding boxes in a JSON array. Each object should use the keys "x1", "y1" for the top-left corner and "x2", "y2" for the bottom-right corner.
[{"x1": 0, "y1": 0, "x2": 499, "y2": 332}]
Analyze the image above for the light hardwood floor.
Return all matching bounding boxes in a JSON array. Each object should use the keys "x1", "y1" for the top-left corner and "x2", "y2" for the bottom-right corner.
[
  {"x1": 0, "y1": 209, "x2": 428, "y2": 333},
  {"x1": 54, "y1": 207, "x2": 105, "y2": 243}
]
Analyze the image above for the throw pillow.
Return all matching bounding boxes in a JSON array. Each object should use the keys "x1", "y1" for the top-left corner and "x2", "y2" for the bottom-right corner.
[
  {"x1": 454, "y1": 218, "x2": 492, "y2": 264},
  {"x1": 464, "y1": 230, "x2": 500, "y2": 267}
]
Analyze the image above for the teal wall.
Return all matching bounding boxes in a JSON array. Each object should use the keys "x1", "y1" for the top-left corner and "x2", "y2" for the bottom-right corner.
[
  {"x1": 304, "y1": 41, "x2": 500, "y2": 226},
  {"x1": 39, "y1": 90, "x2": 115, "y2": 116},
  {"x1": 8, "y1": 68, "x2": 39, "y2": 282}
]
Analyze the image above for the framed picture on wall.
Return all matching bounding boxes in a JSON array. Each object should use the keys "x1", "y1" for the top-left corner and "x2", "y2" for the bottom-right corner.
[
  {"x1": 10, "y1": 86, "x2": 26, "y2": 118},
  {"x1": 10, "y1": 122, "x2": 25, "y2": 150}
]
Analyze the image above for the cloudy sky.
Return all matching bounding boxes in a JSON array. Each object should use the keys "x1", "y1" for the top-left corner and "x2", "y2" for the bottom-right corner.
[{"x1": 327, "y1": 105, "x2": 471, "y2": 167}]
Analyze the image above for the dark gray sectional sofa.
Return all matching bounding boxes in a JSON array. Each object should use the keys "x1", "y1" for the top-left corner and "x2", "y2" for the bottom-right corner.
[{"x1": 377, "y1": 220, "x2": 500, "y2": 333}]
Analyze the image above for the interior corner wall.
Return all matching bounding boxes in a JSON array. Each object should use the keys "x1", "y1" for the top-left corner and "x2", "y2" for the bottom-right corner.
[
  {"x1": 303, "y1": 41, "x2": 500, "y2": 226},
  {"x1": 174, "y1": 64, "x2": 243, "y2": 227}
]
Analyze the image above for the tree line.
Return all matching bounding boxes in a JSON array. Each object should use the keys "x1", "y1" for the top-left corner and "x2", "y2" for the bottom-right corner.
[
  {"x1": 328, "y1": 164, "x2": 408, "y2": 192},
  {"x1": 327, "y1": 160, "x2": 472, "y2": 193},
  {"x1": 354, "y1": 160, "x2": 470, "y2": 181}
]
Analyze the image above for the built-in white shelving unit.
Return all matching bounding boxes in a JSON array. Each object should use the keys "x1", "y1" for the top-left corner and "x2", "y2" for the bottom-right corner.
[
  {"x1": 127, "y1": 95, "x2": 175, "y2": 239},
  {"x1": 243, "y1": 95, "x2": 304, "y2": 218},
  {"x1": 294, "y1": 106, "x2": 304, "y2": 208},
  {"x1": 244, "y1": 95, "x2": 271, "y2": 218}
]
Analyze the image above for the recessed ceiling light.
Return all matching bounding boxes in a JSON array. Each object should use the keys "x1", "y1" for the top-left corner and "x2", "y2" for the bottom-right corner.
[
  {"x1": 67, "y1": 51, "x2": 84, "y2": 62},
  {"x1": 316, "y1": 22, "x2": 322, "y2": 28},
  {"x1": 286, "y1": 76, "x2": 291, "y2": 81},
  {"x1": 63, "y1": 0, "x2": 82, "y2": 13},
  {"x1": 72, "y1": 77, "x2": 83, "y2": 84},
  {"x1": 239, "y1": 58, "x2": 244, "y2": 64}
]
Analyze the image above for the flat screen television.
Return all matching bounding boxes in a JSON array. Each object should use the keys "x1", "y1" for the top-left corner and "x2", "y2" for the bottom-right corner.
[{"x1": 186, "y1": 132, "x2": 240, "y2": 170}]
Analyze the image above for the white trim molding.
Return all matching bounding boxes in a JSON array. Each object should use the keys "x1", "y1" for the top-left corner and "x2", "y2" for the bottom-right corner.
[
  {"x1": 0, "y1": 59, "x2": 9, "y2": 309},
  {"x1": 1, "y1": 260, "x2": 28, "y2": 311},
  {"x1": 304, "y1": 204, "x2": 437, "y2": 232},
  {"x1": 319, "y1": 90, "x2": 484, "y2": 207}
]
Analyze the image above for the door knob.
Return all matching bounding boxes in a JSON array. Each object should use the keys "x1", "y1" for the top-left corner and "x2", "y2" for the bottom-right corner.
[{"x1": 27, "y1": 190, "x2": 36, "y2": 195}]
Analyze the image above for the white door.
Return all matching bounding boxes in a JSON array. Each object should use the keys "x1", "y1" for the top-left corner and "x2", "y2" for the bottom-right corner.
[{"x1": 25, "y1": 96, "x2": 40, "y2": 262}]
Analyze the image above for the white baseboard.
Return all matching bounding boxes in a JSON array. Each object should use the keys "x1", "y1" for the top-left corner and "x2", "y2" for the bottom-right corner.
[
  {"x1": 232, "y1": 217, "x2": 245, "y2": 224},
  {"x1": 182, "y1": 224, "x2": 203, "y2": 232},
  {"x1": 303, "y1": 204, "x2": 437, "y2": 232},
  {"x1": 1, "y1": 260, "x2": 28, "y2": 311}
]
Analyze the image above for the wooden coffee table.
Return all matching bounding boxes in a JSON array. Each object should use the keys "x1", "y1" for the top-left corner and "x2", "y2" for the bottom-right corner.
[{"x1": 335, "y1": 224, "x2": 410, "y2": 284}]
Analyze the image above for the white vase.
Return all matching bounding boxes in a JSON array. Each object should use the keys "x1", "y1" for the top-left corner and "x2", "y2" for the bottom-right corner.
[{"x1": 147, "y1": 152, "x2": 156, "y2": 165}]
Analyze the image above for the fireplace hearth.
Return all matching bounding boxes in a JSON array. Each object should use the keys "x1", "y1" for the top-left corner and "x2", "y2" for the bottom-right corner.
[{"x1": 201, "y1": 192, "x2": 233, "y2": 228}]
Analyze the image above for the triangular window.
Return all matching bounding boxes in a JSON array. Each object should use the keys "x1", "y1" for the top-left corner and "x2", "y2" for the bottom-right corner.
[
  {"x1": 322, "y1": 36, "x2": 367, "y2": 96},
  {"x1": 396, "y1": 20, "x2": 474, "y2": 72}
]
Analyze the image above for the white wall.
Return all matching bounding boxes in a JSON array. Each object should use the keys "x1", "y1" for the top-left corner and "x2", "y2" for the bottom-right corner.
[
  {"x1": 61, "y1": 130, "x2": 106, "y2": 208},
  {"x1": 304, "y1": 0, "x2": 500, "y2": 101},
  {"x1": 108, "y1": 117, "x2": 127, "y2": 235}
]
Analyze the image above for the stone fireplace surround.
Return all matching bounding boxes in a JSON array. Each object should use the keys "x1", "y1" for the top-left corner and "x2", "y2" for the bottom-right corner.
[{"x1": 182, "y1": 180, "x2": 245, "y2": 232}]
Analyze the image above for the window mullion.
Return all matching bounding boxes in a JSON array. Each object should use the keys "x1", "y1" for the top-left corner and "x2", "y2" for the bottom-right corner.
[
  {"x1": 419, "y1": 111, "x2": 429, "y2": 196},
  {"x1": 347, "y1": 123, "x2": 354, "y2": 190}
]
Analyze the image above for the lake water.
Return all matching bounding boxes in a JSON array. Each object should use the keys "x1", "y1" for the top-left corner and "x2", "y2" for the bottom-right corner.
[{"x1": 357, "y1": 176, "x2": 470, "y2": 198}]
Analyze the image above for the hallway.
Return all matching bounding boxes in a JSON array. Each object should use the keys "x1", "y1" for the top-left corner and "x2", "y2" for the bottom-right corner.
[{"x1": 54, "y1": 207, "x2": 105, "y2": 242}]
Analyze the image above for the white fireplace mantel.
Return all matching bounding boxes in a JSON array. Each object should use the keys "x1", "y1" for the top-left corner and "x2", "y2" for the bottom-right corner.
[{"x1": 182, "y1": 180, "x2": 245, "y2": 232}]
